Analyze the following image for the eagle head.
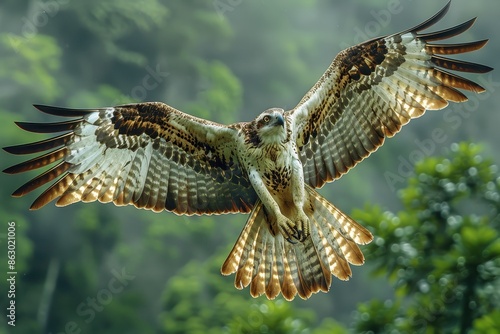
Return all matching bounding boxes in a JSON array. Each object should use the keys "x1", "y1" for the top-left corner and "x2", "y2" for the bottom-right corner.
[{"x1": 252, "y1": 108, "x2": 287, "y2": 146}]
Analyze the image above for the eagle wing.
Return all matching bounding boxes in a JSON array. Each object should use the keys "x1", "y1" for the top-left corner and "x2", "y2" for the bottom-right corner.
[
  {"x1": 4, "y1": 102, "x2": 257, "y2": 214},
  {"x1": 287, "y1": 1, "x2": 493, "y2": 189}
]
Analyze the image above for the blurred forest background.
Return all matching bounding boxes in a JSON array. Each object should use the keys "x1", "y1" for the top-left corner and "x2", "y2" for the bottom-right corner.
[{"x1": 1, "y1": 0, "x2": 499, "y2": 333}]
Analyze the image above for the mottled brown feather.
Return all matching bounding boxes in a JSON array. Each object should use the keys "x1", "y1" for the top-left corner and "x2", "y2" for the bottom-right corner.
[
  {"x1": 4, "y1": 147, "x2": 68, "y2": 174},
  {"x1": 12, "y1": 162, "x2": 71, "y2": 198},
  {"x1": 425, "y1": 40, "x2": 488, "y2": 55},
  {"x1": 4, "y1": 103, "x2": 257, "y2": 213},
  {"x1": 288, "y1": 1, "x2": 492, "y2": 188}
]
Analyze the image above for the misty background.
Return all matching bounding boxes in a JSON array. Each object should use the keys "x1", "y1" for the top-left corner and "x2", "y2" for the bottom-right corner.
[{"x1": 0, "y1": 0, "x2": 499, "y2": 333}]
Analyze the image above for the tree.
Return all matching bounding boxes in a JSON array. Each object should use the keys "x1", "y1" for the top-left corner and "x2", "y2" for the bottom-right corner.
[{"x1": 352, "y1": 142, "x2": 500, "y2": 333}]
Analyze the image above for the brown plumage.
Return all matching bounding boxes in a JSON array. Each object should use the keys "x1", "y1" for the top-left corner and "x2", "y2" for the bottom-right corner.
[
  {"x1": 3, "y1": 2, "x2": 493, "y2": 300},
  {"x1": 5, "y1": 103, "x2": 256, "y2": 214}
]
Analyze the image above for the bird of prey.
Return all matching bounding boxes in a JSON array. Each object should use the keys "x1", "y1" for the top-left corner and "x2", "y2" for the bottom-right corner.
[{"x1": 3, "y1": 2, "x2": 492, "y2": 300}]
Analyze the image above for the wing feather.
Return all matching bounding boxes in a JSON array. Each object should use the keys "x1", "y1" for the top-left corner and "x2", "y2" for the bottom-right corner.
[
  {"x1": 3, "y1": 102, "x2": 257, "y2": 214},
  {"x1": 288, "y1": 2, "x2": 493, "y2": 188},
  {"x1": 11, "y1": 162, "x2": 71, "y2": 198}
]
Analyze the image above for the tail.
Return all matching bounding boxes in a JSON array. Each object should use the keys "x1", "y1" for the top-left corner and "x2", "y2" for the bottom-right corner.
[{"x1": 221, "y1": 186, "x2": 373, "y2": 300}]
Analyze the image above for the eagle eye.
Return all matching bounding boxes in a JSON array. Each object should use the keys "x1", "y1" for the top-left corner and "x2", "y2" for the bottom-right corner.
[{"x1": 263, "y1": 115, "x2": 270, "y2": 123}]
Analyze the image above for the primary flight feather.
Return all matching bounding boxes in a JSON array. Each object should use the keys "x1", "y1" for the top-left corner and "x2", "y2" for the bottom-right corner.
[{"x1": 3, "y1": 2, "x2": 493, "y2": 300}]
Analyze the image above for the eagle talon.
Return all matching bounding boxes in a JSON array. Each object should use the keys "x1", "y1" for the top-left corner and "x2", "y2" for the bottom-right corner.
[
  {"x1": 276, "y1": 214, "x2": 299, "y2": 242},
  {"x1": 295, "y1": 228, "x2": 302, "y2": 241},
  {"x1": 294, "y1": 212, "x2": 309, "y2": 242},
  {"x1": 298, "y1": 230, "x2": 308, "y2": 242}
]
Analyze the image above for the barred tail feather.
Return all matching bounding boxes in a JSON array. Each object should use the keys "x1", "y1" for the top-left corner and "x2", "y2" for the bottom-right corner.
[{"x1": 221, "y1": 187, "x2": 373, "y2": 300}]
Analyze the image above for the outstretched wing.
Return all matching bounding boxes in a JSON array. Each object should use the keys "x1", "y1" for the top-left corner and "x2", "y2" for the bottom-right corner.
[
  {"x1": 288, "y1": 1, "x2": 493, "y2": 188},
  {"x1": 3, "y1": 103, "x2": 257, "y2": 214}
]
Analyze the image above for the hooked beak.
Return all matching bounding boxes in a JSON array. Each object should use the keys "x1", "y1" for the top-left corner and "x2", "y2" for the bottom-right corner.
[{"x1": 274, "y1": 114, "x2": 285, "y2": 127}]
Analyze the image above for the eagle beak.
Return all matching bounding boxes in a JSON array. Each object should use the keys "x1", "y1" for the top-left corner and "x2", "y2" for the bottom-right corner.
[{"x1": 275, "y1": 114, "x2": 285, "y2": 127}]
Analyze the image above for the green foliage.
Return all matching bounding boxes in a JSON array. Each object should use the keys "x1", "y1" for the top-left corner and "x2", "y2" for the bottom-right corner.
[
  {"x1": 72, "y1": 0, "x2": 169, "y2": 65},
  {"x1": 0, "y1": 33, "x2": 61, "y2": 102},
  {"x1": 185, "y1": 60, "x2": 243, "y2": 123},
  {"x1": 159, "y1": 252, "x2": 347, "y2": 333},
  {"x1": 353, "y1": 143, "x2": 500, "y2": 333},
  {"x1": 473, "y1": 310, "x2": 500, "y2": 334},
  {"x1": 67, "y1": 84, "x2": 127, "y2": 107},
  {"x1": 159, "y1": 257, "x2": 252, "y2": 333},
  {"x1": 353, "y1": 299, "x2": 401, "y2": 333},
  {"x1": 311, "y1": 318, "x2": 349, "y2": 334},
  {"x1": 226, "y1": 300, "x2": 315, "y2": 334}
]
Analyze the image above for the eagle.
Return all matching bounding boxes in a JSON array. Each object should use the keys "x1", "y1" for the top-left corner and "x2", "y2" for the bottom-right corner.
[{"x1": 3, "y1": 2, "x2": 492, "y2": 300}]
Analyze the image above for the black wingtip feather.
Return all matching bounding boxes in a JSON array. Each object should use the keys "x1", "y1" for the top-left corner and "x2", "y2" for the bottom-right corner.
[
  {"x1": 2, "y1": 133, "x2": 73, "y2": 155},
  {"x1": 15, "y1": 119, "x2": 82, "y2": 133},
  {"x1": 33, "y1": 104, "x2": 97, "y2": 117},
  {"x1": 400, "y1": 0, "x2": 451, "y2": 35},
  {"x1": 418, "y1": 17, "x2": 477, "y2": 41}
]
